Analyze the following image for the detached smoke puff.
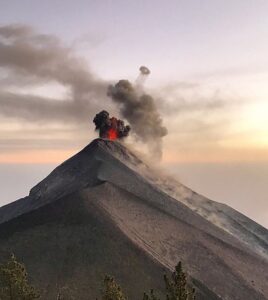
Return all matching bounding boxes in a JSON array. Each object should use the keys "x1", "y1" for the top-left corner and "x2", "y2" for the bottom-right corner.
[
  {"x1": 107, "y1": 80, "x2": 168, "y2": 157},
  {"x1": 139, "y1": 66, "x2": 150, "y2": 75},
  {"x1": 93, "y1": 110, "x2": 131, "y2": 140}
]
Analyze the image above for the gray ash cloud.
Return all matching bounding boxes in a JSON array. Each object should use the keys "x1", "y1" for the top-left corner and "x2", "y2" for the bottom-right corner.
[
  {"x1": 0, "y1": 25, "x2": 168, "y2": 156},
  {"x1": 0, "y1": 24, "x2": 109, "y2": 123},
  {"x1": 108, "y1": 77, "x2": 168, "y2": 157}
]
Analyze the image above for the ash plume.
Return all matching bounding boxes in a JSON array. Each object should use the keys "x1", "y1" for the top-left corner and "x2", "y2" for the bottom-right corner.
[
  {"x1": 107, "y1": 71, "x2": 168, "y2": 157},
  {"x1": 0, "y1": 24, "x2": 109, "y2": 123},
  {"x1": 0, "y1": 25, "x2": 168, "y2": 157},
  {"x1": 93, "y1": 110, "x2": 130, "y2": 140}
]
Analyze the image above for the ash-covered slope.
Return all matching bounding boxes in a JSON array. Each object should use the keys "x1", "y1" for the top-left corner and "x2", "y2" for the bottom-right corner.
[
  {"x1": 133, "y1": 164, "x2": 268, "y2": 261},
  {"x1": 0, "y1": 139, "x2": 267, "y2": 300}
]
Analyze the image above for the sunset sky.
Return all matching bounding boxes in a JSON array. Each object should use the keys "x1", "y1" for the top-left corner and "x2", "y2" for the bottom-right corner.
[{"x1": 0, "y1": 0, "x2": 268, "y2": 227}]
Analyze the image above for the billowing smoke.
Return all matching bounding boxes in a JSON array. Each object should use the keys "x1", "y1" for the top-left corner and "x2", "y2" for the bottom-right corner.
[
  {"x1": 93, "y1": 110, "x2": 131, "y2": 140},
  {"x1": 0, "y1": 25, "x2": 168, "y2": 157},
  {"x1": 107, "y1": 68, "x2": 168, "y2": 157}
]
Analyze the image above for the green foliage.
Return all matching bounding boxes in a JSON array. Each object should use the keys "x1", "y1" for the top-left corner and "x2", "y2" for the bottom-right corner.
[
  {"x1": 142, "y1": 261, "x2": 195, "y2": 300},
  {"x1": 164, "y1": 262, "x2": 195, "y2": 300},
  {"x1": 0, "y1": 254, "x2": 39, "y2": 300},
  {"x1": 101, "y1": 275, "x2": 127, "y2": 300},
  {"x1": 143, "y1": 289, "x2": 160, "y2": 300}
]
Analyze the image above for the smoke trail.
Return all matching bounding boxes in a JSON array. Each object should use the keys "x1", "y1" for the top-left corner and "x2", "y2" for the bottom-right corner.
[
  {"x1": 136, "y1": 65, "x2": 151, "y2": 88},
  {"x1": 0, "y1": 24, "x2": 109, "y2": 123}
]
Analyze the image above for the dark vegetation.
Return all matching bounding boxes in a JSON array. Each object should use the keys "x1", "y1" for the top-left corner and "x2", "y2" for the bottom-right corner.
[
  {"x1": 0, "y1": 254, "x2": 39, "y2": 300},
  {"x1": 0, "y1": 255, "x2": 195, "y2": 300}
]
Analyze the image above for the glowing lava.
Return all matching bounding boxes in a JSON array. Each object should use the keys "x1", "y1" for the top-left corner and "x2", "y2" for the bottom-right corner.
[
  {"x1": 93, "y1": 110, "x2": 131, "y2": 140},
  {"x1": 108, "y1": 128, "x2": 118, "y2": 140}
]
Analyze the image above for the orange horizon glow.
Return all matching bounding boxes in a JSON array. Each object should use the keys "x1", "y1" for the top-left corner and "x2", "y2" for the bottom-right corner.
[
  {"x1": 0, "y1": 149, "x2": 78, "y2": 164},
  {"x1": 162, "y1": 147, "x2": 268, "y2": 164},
  {"x1": 1, "y1": 146, "x2": 268, "y2": 164}
]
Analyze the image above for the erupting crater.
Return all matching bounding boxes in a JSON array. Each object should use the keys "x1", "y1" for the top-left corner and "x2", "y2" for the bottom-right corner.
[{"x1": 93, "y1": 110, "x2": 131, "y2": 140}]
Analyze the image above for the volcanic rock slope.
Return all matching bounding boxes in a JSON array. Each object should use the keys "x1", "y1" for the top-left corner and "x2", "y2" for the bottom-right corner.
[{"x1": 0, "y1": 139, "x2": 267, "y2": 300}]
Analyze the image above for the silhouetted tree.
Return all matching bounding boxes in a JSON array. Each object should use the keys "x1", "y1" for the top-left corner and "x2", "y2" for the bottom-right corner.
[
  {"x1": 101, "y1": 275, "x2": 126, "y2": 300},
  {"x1": 164, "y1": 262, "x2": 195, "y2": 300},
  {"x1": 143, "y1": 289, "x2": 160, "y2": 300},
  {"x1": 0, "y1": 253, "x2": 39, "y2": 300}
]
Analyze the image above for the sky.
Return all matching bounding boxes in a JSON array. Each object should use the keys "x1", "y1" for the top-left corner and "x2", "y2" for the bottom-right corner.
[{"x1": 0, "y1": 0, "x2": 267, "y2": 227}]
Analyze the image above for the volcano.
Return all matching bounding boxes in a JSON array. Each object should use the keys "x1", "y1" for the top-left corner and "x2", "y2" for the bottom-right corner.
[{"x1": 0, "y1": 139, "x2": 267, "y2": 299}]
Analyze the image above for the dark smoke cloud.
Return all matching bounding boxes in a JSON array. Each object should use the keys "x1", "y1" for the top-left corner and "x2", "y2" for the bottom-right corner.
[
  {"x1": 0, "y1": 25, "x2": 168, "y2": 157},
  {"x1": 93, "y1": 110, "x2": 130, "y2": 139},
  {"x1": 108, "y1": 79, "x2": 168, "y2": 157},
  {"x1": 0, "y1": 25, "x2": 167, "y2": 151},
  {"x1": 0, "y1": 24, "x2": 110, "y2": 123}
]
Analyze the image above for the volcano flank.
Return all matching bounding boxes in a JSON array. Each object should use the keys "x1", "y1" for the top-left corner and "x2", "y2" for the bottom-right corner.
[{"x1": 0, "y1": 139, "x2": 267, "y2": 299}]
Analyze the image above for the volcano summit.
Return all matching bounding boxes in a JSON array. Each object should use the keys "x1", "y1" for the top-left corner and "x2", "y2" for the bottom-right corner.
[{"x1": 0, "y1": 139, "x2": 267, "y2": 299}]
